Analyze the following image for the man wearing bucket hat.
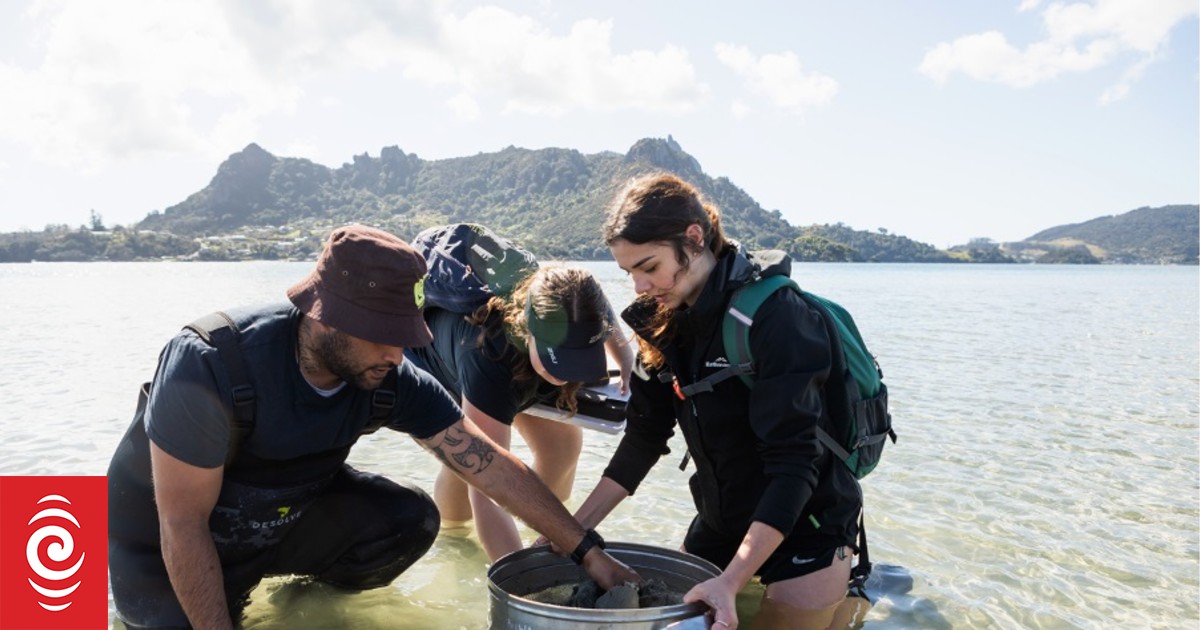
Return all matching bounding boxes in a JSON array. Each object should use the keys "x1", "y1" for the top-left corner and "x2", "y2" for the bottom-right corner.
[
  {"x1": 107, "y1": 225, "x2": 639, "y2": 630},
  {"x1": 406, "y1": 264, "x2": 635, "y2": 562}
]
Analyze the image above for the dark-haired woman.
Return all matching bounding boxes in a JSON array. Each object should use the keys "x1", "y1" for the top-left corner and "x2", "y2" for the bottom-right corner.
[
  {"x1": 405, "y1": 266, "x2": 635, "y2": 561},
  {"x1": 572, "y1": 173, "x2": 866, "y2": 629}
]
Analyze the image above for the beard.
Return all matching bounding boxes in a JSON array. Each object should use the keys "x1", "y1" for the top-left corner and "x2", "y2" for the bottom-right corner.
[{"x1": 312, "y1": 328, "x2": 394, "y2": 390}]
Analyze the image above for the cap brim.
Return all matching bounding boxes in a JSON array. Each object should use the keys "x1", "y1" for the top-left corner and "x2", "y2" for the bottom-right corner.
[
  {"x1": 288, "y1": 278, "x2": 432, "y2": 347},
  {"x1": 536, "y1": 341, "x2": 608, "y2": 383}
]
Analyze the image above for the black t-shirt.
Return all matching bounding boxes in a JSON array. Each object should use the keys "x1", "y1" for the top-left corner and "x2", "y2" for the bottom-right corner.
[
  {"x1": 109, "y1": 303, "x2": 463, "y2": 549},
  {"x1": 145, "y1": 304, "x2": 462, "y2": 468},
  {"x1": 404, "y1": 308, "x2": 556, "y2": 425}
]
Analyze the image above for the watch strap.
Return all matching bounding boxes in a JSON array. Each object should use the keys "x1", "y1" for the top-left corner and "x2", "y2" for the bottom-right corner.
[{"x1": 570, "y1": 528, "x2": 606, "y2": 565}]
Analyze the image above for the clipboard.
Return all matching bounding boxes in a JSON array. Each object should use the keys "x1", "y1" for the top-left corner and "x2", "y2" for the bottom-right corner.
[{"x1": 524, "y1": 374, "x2": 628, "y2": 434}]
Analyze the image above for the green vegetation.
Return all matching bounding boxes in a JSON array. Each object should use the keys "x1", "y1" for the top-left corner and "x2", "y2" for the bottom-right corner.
[
  {"x1": 1, "y1": 138, "x2": 1194, "y2": 264},
  {"x1": 796, "y1": 224, "x2": 957, "y2": 263},
  {"x1": 1021, "y1": 205, "x2": 1198, "y2": 264}
]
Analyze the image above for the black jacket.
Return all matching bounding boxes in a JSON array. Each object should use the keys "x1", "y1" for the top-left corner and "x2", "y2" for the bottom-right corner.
[{"x1": 603, "y1": 246, "x2": 861, "y2": 543}]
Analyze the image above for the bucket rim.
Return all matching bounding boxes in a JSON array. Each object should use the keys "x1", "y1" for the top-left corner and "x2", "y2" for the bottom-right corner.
[{"x1": 487, "y1": 541, "x2": 721, "y2": 619}]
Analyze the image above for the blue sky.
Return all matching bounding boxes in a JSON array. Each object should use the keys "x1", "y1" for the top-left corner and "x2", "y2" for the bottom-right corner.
[{"x1": 0, "y1": 0, "x2": 1195, "y2": 247}]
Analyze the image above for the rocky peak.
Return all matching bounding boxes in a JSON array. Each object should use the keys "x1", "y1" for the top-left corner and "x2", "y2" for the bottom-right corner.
[{"x1": 623, "y1": 135, "x2": 704, "y2": 178}]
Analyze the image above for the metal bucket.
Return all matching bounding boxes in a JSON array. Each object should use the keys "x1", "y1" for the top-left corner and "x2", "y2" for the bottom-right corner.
[{"x1": 487, "y1": 542, "x2": 720, "y2": 629}]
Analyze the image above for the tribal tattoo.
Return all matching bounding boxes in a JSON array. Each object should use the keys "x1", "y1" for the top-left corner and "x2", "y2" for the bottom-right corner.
[{"x1": 426, "y1": 424, "x2": 496, "y2": 475}]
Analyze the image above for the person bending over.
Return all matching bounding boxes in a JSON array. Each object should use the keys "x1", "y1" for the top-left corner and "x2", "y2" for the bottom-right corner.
[
  {"x1": 406, "y1": 264, "x2": 635, "y2": 561},
  {"x1": 571, "y1": 174, "x2": 866, "y2": 629},
  {"x1": 107, "y1": 225, "x2": 638, "y2": 630}
]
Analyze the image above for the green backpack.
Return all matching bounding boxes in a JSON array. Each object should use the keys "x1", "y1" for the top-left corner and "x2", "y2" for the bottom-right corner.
[{"x1": 717, "y1": 275, "x2": 895, "y2": 479}]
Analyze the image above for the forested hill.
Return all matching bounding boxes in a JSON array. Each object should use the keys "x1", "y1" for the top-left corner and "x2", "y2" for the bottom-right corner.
[
  {"x1": 132, "y1": 137, "x2": 947, "y2": 261},
  {"x1": 134, "y1": 138, "x2": 785, "y2": 258},
  {"x1": 1017, "y1": 205, "x2": 1198, "y2": 264},
  {"x1": 1, "y1": 138, "x2": 1194, "y2": 263}
]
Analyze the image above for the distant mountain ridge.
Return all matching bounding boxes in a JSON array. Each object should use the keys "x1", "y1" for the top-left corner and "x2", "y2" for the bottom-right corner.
[
  {"x1": 137, "y1": 136, "x2": 809, "y2": 259},
  {"x1": 1019, "y1": 205, "x2": 1198, "y2": 264},
  {"x1": 0, "y1": 137, "x2": 1195, "y2": 264}
]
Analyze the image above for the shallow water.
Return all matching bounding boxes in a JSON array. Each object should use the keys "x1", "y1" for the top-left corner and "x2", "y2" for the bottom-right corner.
[{"x1": 0, "y1": 261, "x2": 1196, "y2": 629}]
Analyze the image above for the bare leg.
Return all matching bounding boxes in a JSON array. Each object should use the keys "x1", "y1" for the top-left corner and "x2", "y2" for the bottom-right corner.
[
  {"x1": 749, "y1": 547, "x2": 853, "y2": 630},
  {"x1": 464, "y1": 416, "x2": 523, "y2": 561},
  {"x1": 513, "y1": 413, "x2": 583, "y2": 501},
  {"x1": 433, "y1": 465, "x2": 473, "y2": 525}
]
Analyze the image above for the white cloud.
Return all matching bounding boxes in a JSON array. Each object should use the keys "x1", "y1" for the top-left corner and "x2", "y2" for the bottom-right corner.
[
  {"x1": 0, "y1": 0, "x2": 708, "y2": 167},
  {"x1": 1017, "y1": 0, "x2": 1043, "y2": 13},
  {"x1": 0, "y1": 1, "x2": 288, "y2": 168},
  {"x1": 730, "y1": 99, "x2": 753, "y2": 119},
  {"x1": 281, "y1": 140, "x2": 321, "y2": 160},
  {"x1": 918, "y1": 0, "x2": 1197, "y2": 99},
  {"x1": 714, "y1": 43, "x2": 838, "y2": 115},
  {"x1": 918, "y1": 30, "x2": 1117, "y2": 87},
  {"x1": 446, "y1": 92, "x2": 482, "y2": 120},
  {"x1": 433, "y1": 9, "x2": 706, "y2": 116},
  {"x1": 1099, "y1": 55, "x2": 1155, "y2": 104}
]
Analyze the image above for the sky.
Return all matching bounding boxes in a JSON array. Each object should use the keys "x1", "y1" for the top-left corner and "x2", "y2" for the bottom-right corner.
[{"x1": 0, "y1": 0, "x2": 1196, "y2": 248}]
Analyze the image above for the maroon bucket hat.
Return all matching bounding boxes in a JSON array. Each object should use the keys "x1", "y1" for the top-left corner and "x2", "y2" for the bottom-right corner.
[{"x1": 287, "y1": 225, "x2": 432, "y2": 347}]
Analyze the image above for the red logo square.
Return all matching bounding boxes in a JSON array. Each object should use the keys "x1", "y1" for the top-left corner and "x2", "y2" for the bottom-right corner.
[{"x1": 0, "y1": 476, "x2": 108, "y2": 630}]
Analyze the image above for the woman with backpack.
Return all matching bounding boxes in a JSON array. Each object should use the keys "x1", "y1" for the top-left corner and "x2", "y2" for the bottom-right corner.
[
  {"x1": 569, "y1": 173, "x2": 868, "y2": 629},
  {"x1": 405, "y1": 264, "x2": 635, "y2": 562}
]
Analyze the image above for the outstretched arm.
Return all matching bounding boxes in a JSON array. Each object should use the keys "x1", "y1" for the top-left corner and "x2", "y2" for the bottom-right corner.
[
  {"x1": 536, "y1": 475, "x2": 630, "y2": 551},
  {"x1": 150, "y1": 442, "x2": 232, "y2": 630},
  {"x1": 572, "y1": 476, "x2": 629, "y2": 531},
  {"x1": 418, "y1": 417, "x2": 640, "y2": 588}
]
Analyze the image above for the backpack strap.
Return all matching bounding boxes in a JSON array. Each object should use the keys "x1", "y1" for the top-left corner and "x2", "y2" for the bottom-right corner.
[
  {"x1": 848, "y1": 511, "x2": 873, "y2": 602},
  {"x1": 364, "y1": 369, "x2": 398, "y2": 433},
  {"x1": 717, "y1": 275, "x2": 849, "y2": 460},
  {"x1": 184, "y1": 312, "x2": 255, "y2": 466},
  {"x1": 723, "y1": 275, "x2": 796, "y2": 388},
  {"x1": 675, "y1": 275, "x2": 795, "y2": 398},
  {"x1": 675, "y1": 363, "x2": 755, "y2": 397}
]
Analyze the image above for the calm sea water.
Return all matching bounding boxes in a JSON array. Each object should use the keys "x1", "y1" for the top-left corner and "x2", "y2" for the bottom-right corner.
[{"x1": 0, "y1": 261, "x2": 1196, "y2": 629}]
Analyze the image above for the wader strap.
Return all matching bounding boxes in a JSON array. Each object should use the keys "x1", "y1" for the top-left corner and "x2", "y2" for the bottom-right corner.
[
  {"x1": 849, "y1": 512, "x2": 872, "y2": 603},
  {"x1": 185, "y1": 311, "x2": 255, "y2": 466}
]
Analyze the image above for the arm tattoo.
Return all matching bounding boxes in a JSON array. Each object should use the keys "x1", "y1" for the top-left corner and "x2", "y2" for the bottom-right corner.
[
  {"x1": 452, "y1": 437, "x2": 496, "y2": 474},
  {"x1": 425, "y1": 424, "x2": 496, "y2": 476}
]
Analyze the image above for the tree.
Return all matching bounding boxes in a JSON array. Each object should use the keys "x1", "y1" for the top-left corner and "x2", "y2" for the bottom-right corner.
[{"x1": 90, "y1": 210, "x2": 105, "y2": 231}]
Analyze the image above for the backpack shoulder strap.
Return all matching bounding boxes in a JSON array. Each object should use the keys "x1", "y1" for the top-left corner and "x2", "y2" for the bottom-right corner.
[
  {"x1": 184, "y1": 311, "x2": 255, "y2": 465},
  {"x1": 676, "y1": 275, "x2": 795, "y2": 397},
  {"x1": 365, "y1": 368, "x2": 398, "y2": 433},
  {"x1": 722, "y1": 275, "x2": 798, "y2": 389},
  {"x1": 720, "y1": 277, "x2": 857, "y2": 464}
]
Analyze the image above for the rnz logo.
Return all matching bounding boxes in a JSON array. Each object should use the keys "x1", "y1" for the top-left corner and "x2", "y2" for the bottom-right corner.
[
  {"x1": 0, "y1": 476, "x2": 108, "y2": 630},
  {"x1": 27, "y1": 494, "x2": 87, "y2": 611}
]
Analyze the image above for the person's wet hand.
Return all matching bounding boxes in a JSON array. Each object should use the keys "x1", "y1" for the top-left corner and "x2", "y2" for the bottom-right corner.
[
  {"x1": 582, "y1": 549, "x2": 642, "y2": 591},
  {"x1": 683, "y1": 577, "x2": 739, "y2": 629}
]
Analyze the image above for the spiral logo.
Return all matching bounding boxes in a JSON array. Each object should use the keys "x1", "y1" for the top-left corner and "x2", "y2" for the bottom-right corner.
[{"x1": 25, "y1": 494, "x2": 85, "y2": 612}]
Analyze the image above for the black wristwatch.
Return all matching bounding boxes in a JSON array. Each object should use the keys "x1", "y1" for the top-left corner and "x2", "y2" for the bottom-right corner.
[{"x1": 570, "y1": 528, "x2": 606, "y2": 565}]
